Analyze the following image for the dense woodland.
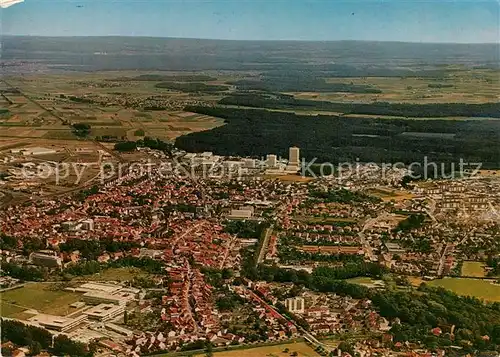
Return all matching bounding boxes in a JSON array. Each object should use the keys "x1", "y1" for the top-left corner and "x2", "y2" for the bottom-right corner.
[
  {"x1": 228, "y1": 77, "x2": 381, "y2": 93},
  {"x1": 155, "y1": 81, "x2": 228, "y2": 93},
  {"x1": 219, "y1": 93, "x2": 500, "y2": 118},
  {"x1": 175, "y1": 106, "x2": 500, "y2": 168},
  {"x1": 1, "y1": 320, "x2": 94, "y2": 356},
  {"x1": 112, "y1": 74, "x2": 217, "y2": 82}
]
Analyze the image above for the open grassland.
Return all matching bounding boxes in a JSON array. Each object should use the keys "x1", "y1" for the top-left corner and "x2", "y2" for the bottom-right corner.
[
  {"x1": 427, "y1": 278, "x2": 500, "y2": 302},
  {"x1": 1, "y1": 282, "x2": 81, "y2": 318},
  {"x1": 461, "y1": 261, "x2": 487, "y2": 277},
  {"x1": 194, "y1": 342, "x2": 321, "y2": 357}
]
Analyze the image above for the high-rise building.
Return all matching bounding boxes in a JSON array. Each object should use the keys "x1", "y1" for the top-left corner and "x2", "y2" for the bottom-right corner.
[
  {"x1": 284, "y1": 297, "x2": 305, "y2": 313},
  {"x1": 289, "y1": 147, "x2": 300, "y2": 166},
  {"x1": 266, "y1": 154, "x2": 277, "y2": 167}
]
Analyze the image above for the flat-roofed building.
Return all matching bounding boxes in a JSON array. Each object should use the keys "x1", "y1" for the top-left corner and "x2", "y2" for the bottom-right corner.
[
  {"x1": 30, "y1": 252, "x2": 62, "y2": 268},
  {"x1": 289, "y1": 147, "x2": 300, "y2": 166},
  {"x1": 28, "y1": 314, "x2": 87, "y2": 332},
  {"x1": 105, "y1": 322, "x2": 134, "y2": 337},
  {"x1": 83, "y1": 303, "x2": 125, "y2": 322},
  {"x1": 78, "y1": 282, "x2": 123, "y2": 294},
  {"x1": 83, "y1": 291, "x2": 135, "y2": 306},
  {"x1": 228, "y1": 209, "x2": 253, "y2": 220},
  {"x1": 266, "y1": 154, "x2": 277, "y2": 168}
]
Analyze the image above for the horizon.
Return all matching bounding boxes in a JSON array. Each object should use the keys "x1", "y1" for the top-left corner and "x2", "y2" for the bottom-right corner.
[
  {"x1": 3, "y1": 34, "x2": 499, "y2": 46},
  {"x1": 2, "y1": 0, "x2": 499, "y2": 44}
]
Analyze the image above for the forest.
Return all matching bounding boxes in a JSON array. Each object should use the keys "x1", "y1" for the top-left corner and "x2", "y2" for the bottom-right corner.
[
  {"x1": 219, "y1": 93, "x2": 500, "y2": 118},
  {"x1": 228, "y1": 77, "x2": 382, "y2": 93},
  {"x1": 175, "y1": 106, "x2": 500, "y2": 168},
  {"x1": 155, "y1": 81, "x2": 228, "y2": 93}
]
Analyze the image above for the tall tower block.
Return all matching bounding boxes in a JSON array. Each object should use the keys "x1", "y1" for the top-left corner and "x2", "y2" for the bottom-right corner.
[{"x1": 289, "y1": 146, "x2": 300, "y2": 166}]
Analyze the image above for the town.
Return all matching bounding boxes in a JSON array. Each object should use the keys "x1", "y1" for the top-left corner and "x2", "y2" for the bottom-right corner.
[{"x1": 1, "y1": 141, "x2": 499, "y2": 357}]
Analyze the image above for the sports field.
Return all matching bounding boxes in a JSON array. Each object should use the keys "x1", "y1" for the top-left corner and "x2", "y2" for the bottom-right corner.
[
  {"x1": 427, "y1": 278, "x2": 500, "y2": 302},
  {"x1": 195, "y1": 342, "x2": 320, "y2": 357},
  {"x1": 461, "y1": 261, "x2": 486, "y2": 277},
  {"x1": 1, "y1": 282, "x2": 81, "y2": 318}
]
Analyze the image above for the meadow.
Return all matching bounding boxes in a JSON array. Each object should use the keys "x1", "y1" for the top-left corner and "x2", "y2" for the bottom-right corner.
[
  {"x1": 427, "y1": 278, "x2": 500, "y2": 302},
  {"x1": 461, "y1": 261, "x2": 487, "y2": 277},
  {"x1": 194, "y1": 342, "x2": 320, "y2": 357},
  {"x1": 1, "y1": 282, "x2": 81, "y2": 318}
]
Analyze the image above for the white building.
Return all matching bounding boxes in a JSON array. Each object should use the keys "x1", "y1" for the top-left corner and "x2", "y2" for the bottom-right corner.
[
  {"x1": 28, "y1": 314, "x2": 87, "y2": 332},
  {"x1": 289, "y1": 147, "x2": 300, "y2": 166},
  {"x1": 266, "y1": 154, "x2": 277, "y2": 168},
  {"x1": 228, "y1": 208, "x2": 253, "y2": 220},
  {"x1": 79, "y1": 219, "x2": 94, "y2": 231},
  {"x1": 83, "y1": 303, "x2": 125, "y2": 321},
  {"x1": 243, "y1": 158, "x2": 256, "y2": 168},
  {"x1": 284, "y1": 297, "x2": 305, "y2": 314},
  {"x1": 30, "y1": 252, "x2": 62, "y2": 268},
  {"x1": 21, "y1": 147, "x2": 57, "y2": 156}
]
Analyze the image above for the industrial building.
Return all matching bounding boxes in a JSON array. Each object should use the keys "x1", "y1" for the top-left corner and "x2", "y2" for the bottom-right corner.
[
  {"x1": 28, "y1": 314, "x2": 87, "y2": 332},
  {"x1": 83, "y1": 303, "x2": 125, "y2": 321},
  {"x1": 30, "y1": 251, "x2": 62, "y2": 268}
]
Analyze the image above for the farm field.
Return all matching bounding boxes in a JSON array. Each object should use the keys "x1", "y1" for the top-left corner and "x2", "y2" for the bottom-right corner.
[
  {"x1": 1, "y1": 73, "x2": 226, "y2": 143},
  {"x1": 1, "y1": 282, "x2": 81, "y2": 318},
  {"x1": 461, "y1": 261, "x2": 487, "y2": 277},
  {"x1": 427, "y1": 278, "x2": 500, "y2": 302},
  {"x1": 194, "y1": 342, "x2": 321, "y2": 357},
  {"x1": 293, "y1": 69, "x2": 500, "y2": 104}
]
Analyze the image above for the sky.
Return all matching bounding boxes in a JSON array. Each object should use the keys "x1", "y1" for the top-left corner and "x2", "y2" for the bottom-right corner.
[{"x1": 1, "y1": 0, "x2": 499, "y2": 43}]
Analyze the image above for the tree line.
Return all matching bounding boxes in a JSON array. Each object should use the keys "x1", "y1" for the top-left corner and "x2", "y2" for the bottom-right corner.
[
  {"x1": 1, "y1": 319, "x2": 94, "y2": 356},
  {"x1": 219, "y1": 93, "x2": 500, "y2": 118},
  {"x1": 175, "y1": 106, "x2": 500, "y2": 168}
]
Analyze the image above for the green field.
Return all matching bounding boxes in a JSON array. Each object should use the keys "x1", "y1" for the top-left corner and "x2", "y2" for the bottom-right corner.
[
  {"x1": 346, "y1": 277, "x2": 376, "y2": 285},
  {"x1": 461, "y1": 261, "x2": 486, "y2": 277},
  {"x1": 194, "y1": 342, "x2": 320, "y2": 357},
  {"x1": 427, "y1": 278, "x2": 500, "y2": 302},
  {"x1": 1, "y1": 283, "x2": 81, "y2": 318}
]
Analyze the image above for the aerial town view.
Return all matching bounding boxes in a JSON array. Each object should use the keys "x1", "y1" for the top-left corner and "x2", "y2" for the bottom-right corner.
[{"x1": 0, "y1": 0, "x2": 499, "y2": 356}]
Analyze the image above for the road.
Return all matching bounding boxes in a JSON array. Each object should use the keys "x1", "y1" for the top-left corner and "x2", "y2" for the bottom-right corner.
[
  {"x1": 1, "y1": 79, "x2": 68, "y2": 125},
  {"x1": 171, "y1": 220, "x2": 207, "y2": 247},
  {"x1": 437, "y1": 243, "x2": 453, "y2": 276},
  {"x1": 256, "y1": 224, "x2": 274, "y2": 265}
]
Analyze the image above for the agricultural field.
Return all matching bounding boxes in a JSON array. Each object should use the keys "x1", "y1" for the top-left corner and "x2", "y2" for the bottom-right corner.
[
  {"x1": 293, "y1": 68, "x2": 500, "y2": 104},
  {"x1": 194, "y1": 342, "x2": 321, "y2": 357},
  {"x1": 1, "y1": 72, "x2": 226, "y2": 143},
  {"x1": 1, "y1": 282, "x2": 81, "y2": 318},
  {"x1": 427, "y1": 278, "x2": 500, "y2": 302},
  {"x1": 461, "y1": 261, "x2": 487, "y2": 277}
]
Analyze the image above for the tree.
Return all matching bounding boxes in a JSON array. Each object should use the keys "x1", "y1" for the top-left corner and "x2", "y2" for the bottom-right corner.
[{"x1": 29, "y1": 341, "x2": 42, "y2": 356}]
